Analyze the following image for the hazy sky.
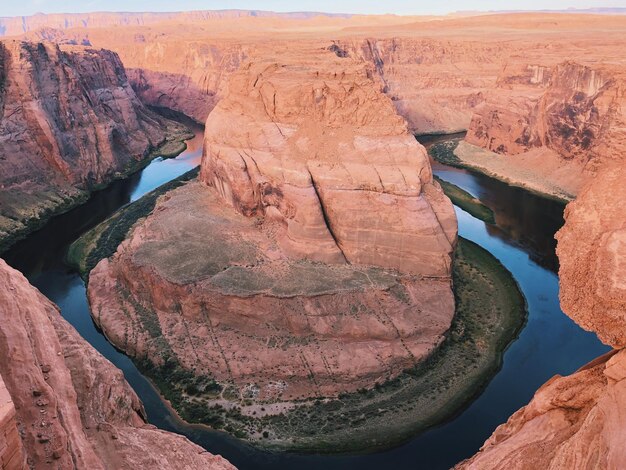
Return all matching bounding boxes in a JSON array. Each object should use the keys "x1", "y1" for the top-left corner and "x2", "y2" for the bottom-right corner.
[{"x1": 1, "y1": 0, "x2": 625, "y2": 17}]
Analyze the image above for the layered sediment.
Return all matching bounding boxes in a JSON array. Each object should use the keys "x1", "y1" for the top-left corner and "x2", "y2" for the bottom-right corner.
[
  {"x1": 457, "y1": 163, "x2": 626, "y2": 469},
  {"x1": 0, "y1": 39, "x2": 188, "y2": 252},
  {"x1": 0, "y1": 258, "x2": 235, "y2": 470},
  {"x1": 459, "y1": 61, "x2": 626, "y2": 199}
]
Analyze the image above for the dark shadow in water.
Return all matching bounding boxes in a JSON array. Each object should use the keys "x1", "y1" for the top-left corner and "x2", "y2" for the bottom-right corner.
[
  {"x1": 416, "y1": 133, "x2": 565, "y2": 273},
  {"x1": 3, "y1": 132, "x2": 609, "y2": 470}
]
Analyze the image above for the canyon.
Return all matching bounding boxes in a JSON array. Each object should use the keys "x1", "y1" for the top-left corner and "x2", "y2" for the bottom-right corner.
[
  {"x1": 0, "y1": 7, "x2": 624, "y2": 469},
  {"x1": 86, "y1": 51, "x2": 457, "y2": 410},
  {"x1": 0, "y1": 39, "x2": 189, "y2": 252},
  {"x1": 9, "y1": 11, "x2": 621, "y2": 203}
]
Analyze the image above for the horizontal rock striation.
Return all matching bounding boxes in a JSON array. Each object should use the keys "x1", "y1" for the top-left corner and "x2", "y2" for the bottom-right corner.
[
  {"x1": 200, "y1": 56, "x2": 457, "y2": 276},
  {"x1": 0, "y1": 40, "x2": 184, "y2": 252},
  {"x1": 87, "y1": 53, "x2": 456, "y2": 406},
  {"x1": 0, "y1": 258, "x2": 235, "y2": 470}
]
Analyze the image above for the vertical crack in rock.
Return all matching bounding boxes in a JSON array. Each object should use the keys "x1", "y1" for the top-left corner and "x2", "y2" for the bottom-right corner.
[{"x1": 307, "y1": 168, "x2": 349, "y2": 264}]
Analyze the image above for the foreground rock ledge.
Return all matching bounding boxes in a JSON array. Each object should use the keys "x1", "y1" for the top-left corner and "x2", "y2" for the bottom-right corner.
[
  {"x1": 88, "y1": 53, "x2": 456, "y2": 408},
  {"x1": 0, "y1": 259, "x2": 234, "y2": 470}
]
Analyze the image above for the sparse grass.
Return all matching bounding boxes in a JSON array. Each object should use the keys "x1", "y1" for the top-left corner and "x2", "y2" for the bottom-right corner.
[
  {"x1": 435, "y1": 175, "x2": 495, "y2": 224},
  {"x1": 66, "y1": 167, "x2": 200, "y2": 277}
]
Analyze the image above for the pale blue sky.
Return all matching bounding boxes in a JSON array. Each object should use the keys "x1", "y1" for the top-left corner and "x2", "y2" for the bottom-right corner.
[{"x1": 1, "y1": 0, "x2": 625, "y2": 17}]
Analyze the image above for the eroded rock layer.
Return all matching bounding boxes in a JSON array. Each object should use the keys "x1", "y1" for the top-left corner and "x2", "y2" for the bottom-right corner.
[
  {"x1": 460, "y1": 61, "x2": 626, "y2": 198},
  {"x1": 0, "y1": 40, "x2": 183, "y2": 251},
  {"x1": 0, "y1": 258, "x2": 234, "y2": 470},
  {"x1": 87, "y1": 53, "x2": 456, "y2": 404},
  {"x1": 458, "y1": 163, "x2": 626, "y2": 469},
  {"x1": 0, "y1": 373, "x2": 26, "y2": 470},
  {"x1": 200, "y1": 55, "x2": 456, "y2": 277}
]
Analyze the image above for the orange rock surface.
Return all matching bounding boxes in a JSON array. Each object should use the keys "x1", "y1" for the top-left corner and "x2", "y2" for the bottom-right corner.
[
  {"x1": 200, "y1": 53, "x2": 456, "y2": 276},
  {"x1": 462, "y1": 61, "x2": 626, "y2": 198},
  {"x1": 0, "y1": 258, "x2": 235, "y2": 470},
  {"x1": 87, "y1": 51, "x2": 456, "y2": 403}
]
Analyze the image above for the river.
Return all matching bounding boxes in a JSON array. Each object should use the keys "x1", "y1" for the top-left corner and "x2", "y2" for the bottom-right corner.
[{"x1": 3, "y1": 129, "x2": 609, "y2": 469}]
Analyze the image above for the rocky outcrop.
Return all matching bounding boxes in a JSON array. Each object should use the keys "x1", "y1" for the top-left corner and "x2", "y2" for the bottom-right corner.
[
  {"x1": 462, "y1": 61, "x2": 626, "y2": 197},
  {"x1": 0, "y1": 258, "x2": 235, "y2": 470},
  {"x1": 0, "y1": 40, "x2": 185, "y2": 252},
  {"x1": 457, "y1": 163, "x2": 626, "y2": 469},
  {"x1": 87, "y1": 53, "x2": 456, "y2": 409},
  {"x1": 0, "y1": 374, "x2": 26, "y2": 470},
  {"x1": 200, "y1": 56, "x2": 456, "y2": 276}
]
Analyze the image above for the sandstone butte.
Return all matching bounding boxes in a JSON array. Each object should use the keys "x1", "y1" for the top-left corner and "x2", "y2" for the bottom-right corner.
[
  {"x1": 86, "y1": 50, "x2": 457, "y2": 403},
  {"x1": 456, "y1": 162, "x2": 626, "y2": 469},
  {"x1": 0, "y1": 258, "x2": 235, "y2": 470},
  {"x1": 0, "y1": 39, "x2": 186, "y2": 252}
]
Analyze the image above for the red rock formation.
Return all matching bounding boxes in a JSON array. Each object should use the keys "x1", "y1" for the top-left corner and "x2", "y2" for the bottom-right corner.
[
  {"x1": 461, "y1": 61, "x2": 626, "y2": 198},
  {"x1": 0, "y1": 258, "x2": 235, "y2": 470},
  {"x1": 0, "y1": 40, "x2": 185, "y2": 252},
  {"x1": 87, "y1": 53, "x2": 456, "y2": 406},
  {"x1": 457, "y1": 163, "x2": 626, "y2": 469},
  {"x1": 200, "y1": 55, "x2": 456, "y2": 276},
  {"x1": 0, "y1": 374, "x2": 26, "y2": 470}
]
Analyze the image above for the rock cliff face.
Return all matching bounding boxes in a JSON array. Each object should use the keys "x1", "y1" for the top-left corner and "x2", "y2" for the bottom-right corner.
[
  {"x1": 0, "y1": 40, "x2": 184, "y2": 252},
  {"x1": 87, "y1": 54, "x2": 456, "y2": 407},
  {"x1": 200, "y1": 56, "x2": 457, "y2": 276},
  {"x1": 461, "y1": 61, "x2": 626, "y2": 197},
  {"x1": 0, "y1": 258, "x2": 235, "y2": 470},
  {"x1": 0, "y1": 374, "x2": 26, "y2": 470},
  {"x1": 457, "y1": 163, "x2": 626, "y2": 469}
]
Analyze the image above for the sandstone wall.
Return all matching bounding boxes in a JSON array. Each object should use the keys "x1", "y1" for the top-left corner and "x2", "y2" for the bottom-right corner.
[
  {"x1": 0, "y1": 374, "x2": 26, "y2": 470},
  {"x1": 457, "y1": 163, "x2": 626, "y2": 469},
  {"x1": 462, "y1": 61, "x2": 626, "y2": 196},
  {"x1": 200, "y1": 54, "x2": 456, "y2": 277},
  {"x1": 0, "y1": 40, "x2": 183, "y2": 252},
  {"x1": 0, "y1": 258, "x2": 235, "y2": 470}
]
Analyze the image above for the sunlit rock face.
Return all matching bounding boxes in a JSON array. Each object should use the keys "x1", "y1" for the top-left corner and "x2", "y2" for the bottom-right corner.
[
  {"x1": 87, "y1": 51, "x2": 457, "y2": 404},
  {"x1": 200, "y1": 53, "x2": 457, "y2": 277}
]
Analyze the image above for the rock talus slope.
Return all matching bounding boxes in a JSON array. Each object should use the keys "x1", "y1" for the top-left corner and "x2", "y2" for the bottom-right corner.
[
  {"x1": 0, "y1": 258, "x2": 235, "y2": 470},
  {"x1": 457, "y1": 163, "x2": 626, "y2": 469},
  {"x1": 0, "y1": 39, "x2": 183, "y2": 252},
  {"x1": 87, "y1": 53, "x2": 456, "y2": 404}
]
